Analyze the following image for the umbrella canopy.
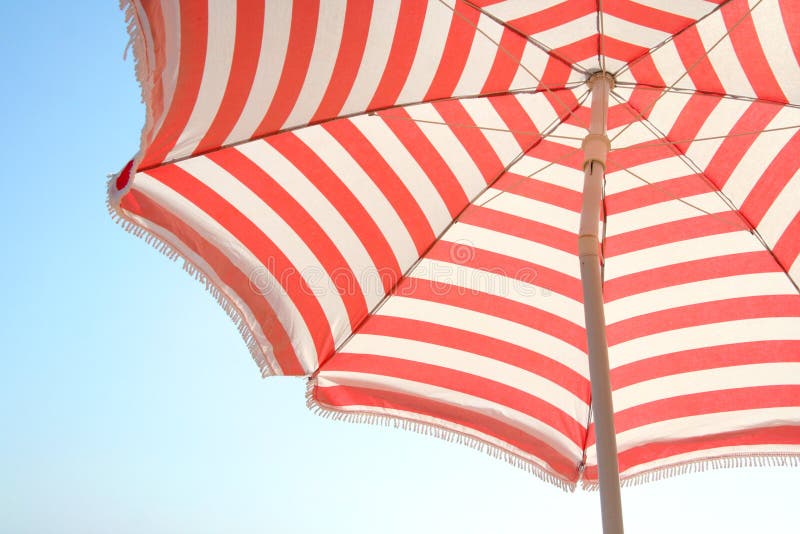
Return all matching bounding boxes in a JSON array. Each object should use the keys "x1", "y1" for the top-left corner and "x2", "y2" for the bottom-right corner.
[{"x1": 110, "y1": 0, "x2": 800, "y2": 505}]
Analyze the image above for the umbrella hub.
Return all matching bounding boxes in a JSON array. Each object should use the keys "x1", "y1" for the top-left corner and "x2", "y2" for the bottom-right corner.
[{"x1": 586, "y1": 70, "x2": 616, "y2": 90}]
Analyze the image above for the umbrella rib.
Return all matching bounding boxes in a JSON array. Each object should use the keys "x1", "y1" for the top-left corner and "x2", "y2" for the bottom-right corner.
[
  {"x1": 608, "y1": 93, "x2": 800, "y2": 295},
  {"x1": 458, "y1": 0, "x2": 591, "y2": 78},
  {"x1": 609, "y1": 0, "x2": 764, "y2": 145},
  {"x1": 611, "y1": 125, "x2": 800, "y2": 152},
  {"x1": 609, "y1": 90, "x2": 753, "y2": 231},
  {"x1": 444, "y1": 0, "x2": 582, "y2": 120},
  {"x1": 613, "y1": 0, "x2": 734, "y2": 79},
  {"x1": 613, "y1": 82, "x2": 800, "y2": 110},
  {"x1": 373, "y1": 114, "x2": 585, "y2": 139},
  {"x1": 323, "y1": 95, "x2": 589, "y2": 359}
]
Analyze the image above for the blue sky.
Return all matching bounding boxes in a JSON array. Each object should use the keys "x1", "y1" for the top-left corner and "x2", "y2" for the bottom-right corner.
[{"x1": 0, "y1": 3, "x2": 796, "y2": 533}]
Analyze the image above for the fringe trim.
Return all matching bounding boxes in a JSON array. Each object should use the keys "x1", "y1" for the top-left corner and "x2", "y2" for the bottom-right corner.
[
  {"x1": 120, "y1": 0, "x2": 155, "y2": 174},
  {"x1": 581, "y1": 453, "x2": 800, "y2": 490},
  {"x1": 106, "y1": 172, "x2": 280, "y2": 378},
  {"x1": 305, "y1": 381, "x2": 577, "y2": 493}
]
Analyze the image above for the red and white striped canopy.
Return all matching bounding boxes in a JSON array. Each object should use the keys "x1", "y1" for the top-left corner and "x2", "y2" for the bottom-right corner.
[{"x1": 111, "y1": 0, "x2": 800, "y2": 490}]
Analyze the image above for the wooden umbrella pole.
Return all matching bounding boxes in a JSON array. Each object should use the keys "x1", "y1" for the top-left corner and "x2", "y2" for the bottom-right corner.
[{"x1": 580, "y1": 72, "x2": 624, "y2": 534}]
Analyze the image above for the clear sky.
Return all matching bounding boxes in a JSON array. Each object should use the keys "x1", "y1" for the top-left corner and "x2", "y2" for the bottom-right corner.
[{"x1": 0, "y1": 2, "x2": 796, "y2": 533}]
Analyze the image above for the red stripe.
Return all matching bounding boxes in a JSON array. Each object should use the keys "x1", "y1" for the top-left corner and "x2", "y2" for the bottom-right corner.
[
  {"x1": 702, "y1": 102, "x2": 780, "y2": 189},
  {"x1": 604, "y1": 213, "x2": 744, "y2": 256},
  {"x1": 722, "y1": 0, "x2": 787, "y2": 102},
  {"x1": 460, "y1": 205, "x2": 577, "y2": 255},
  {"x1": 193, "y1": 0, "x2": 265, "y2": 155},
  {"x1": 145, "y1": 163, "x2": 335, "y2": 359},
  {"x1": 399, "y1": 278, "x2": 587, "y2": 352},
  {"x1": 433, "y1": 99, "x2": 501, "y2": 183},
  {"x1": 607, "y1": 295, "x2": 800, "y2": 345},
  {"x1": 673, "y1": 25, "x2": 725, "y2": 94},
  {"x1": 375, "y1": 108, "x2": 470, "y2": 219},
  {"x1": 368, "y1": 0, "x2": 426, "y2": 109},
  {"x1": 604, "y1": 251, "x2": 782, "y2": 300},
  {"x1": 604, "y1": 0, "x2": 694, "y2": 34},
  {"x1": 493, "y1": 173, "x2": 581, "y2": 212},
  {"x1": 605, "y1": 174, "x2": 715, "y2": 213},
  {"x1": 772, "y1": 212, "x2": 800, "y2": 273},
  {"x1": 425, "y1": 241, "x2": 583, "y2": 301},
  {"x1": 739, "y1": 130, "x2": 800, "y2": 226},
  {"x1": 509, "y1": 0, "x2": 594, "y2": 36},
  {"x1": 322, "y1": 352, "x2": 585, "y2": 447},
  {"x1": 490, "y1": 93, "x2": 540, "y2": 149},
  {"x1": 349, "y1": 315, "x2": 589, "y2": 398},
  {"x1": 138, "y1": 0, "x2": 166, "y2": 145},
  {"x1": 323, "y1": 119, "x2": 436, "y2": 255},
  {"x1": 779, "y1": 0, "x2": 800, "y2": 69},
  {"x1": 310, "y1": 0, "x2": 373, "y2": 123},
  {"x1": 664, "y1": 93, "x2": 721, "y2": 154},
  {"x1": 206, "y1": 148, "x2": 368, "y2": 329},
  {"x1": 583, "y1": 425, "x2": 800, "y2": 480},
  {"x1": 424, "y1": 1, "x2": 479, "y2": 100},
  {"x1": 140, "y1": 0, "x2": 208, "y2": 168},
  {"x1": 612, "y1": 340, "x2": 800, "y2": 389},
  {"x1": 253, "y1": 0, "x2": 319, "y2": 137},
  {"x1": 481, "y1": 29, "x2": 528, "y2": 94},
  {"x1": 314, "y1": 383, "x2": 581, "y2": 482},
  {"x1": 616, "y1": 386, "x2": 800, "y2": 435},
  {"x1": 266, "y1": 134, "x2": 402, "y2": 291},
  {"x1": 120, "y1": 188, "x2": 304, "y2": 375}
]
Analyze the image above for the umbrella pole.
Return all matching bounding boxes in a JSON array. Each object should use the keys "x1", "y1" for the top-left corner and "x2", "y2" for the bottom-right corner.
[{"x1": 581, "y1": 73, "x2": 624, "y2": 534}]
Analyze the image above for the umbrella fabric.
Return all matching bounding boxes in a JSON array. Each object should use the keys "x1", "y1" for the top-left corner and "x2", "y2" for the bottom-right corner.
[{"x1": 110, "y1": 0, "x2": 800, "y2": 490}]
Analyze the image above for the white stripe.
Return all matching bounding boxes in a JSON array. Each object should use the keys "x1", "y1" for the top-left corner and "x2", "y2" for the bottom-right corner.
[
  {"x1": 453, "y1": 14, "x2": 504, "y2": 96},
  {"x1": 133, "y1": 173, "x2": 317, "y2": 371},
  {"x1": 154, "y1": 0, "x2": 181, "y2": 139},
  {"x1": 699, "y1": 13, "x2": 755, "y2": 97},
  {"x1": 614, "y1": 408, "x2": 800, "y2": 455},
  {"x1": 509, "y1": 42, "x2": 547, "y2": 90},
  {"x1": 340, "y1": 333, "x2": 589, "y2": 417},
  {"x1": 235, "y1": 140, "x2": 384, "y2": 309},
  {"x1": 176, "y1": 157, "x2": 352, "y2": 344},
  {"x1": 445, "y1": 223, "x2": 581, "y2": 279},
  {"x1": 754, "y1": 167, "x2": 800, "y2": 252},
  {"x1": 402, "y1": 104, "x2": 487, "y2": 198},
  {"x1": 507, "y1": 156, "x2": 584, "y2": 192},
  {"x1": 293, "y1": 125, "x2": 420, "y2": 269},
  {"x1": 349, "y1": 114, "x2": 452, "y2": 233},
  {"x1": 605, "y1": 272, "x2": 795, "y2": 324},
  {"x1": 411, "y1": 258, "x2": 585, "y2": 325},
  {"x1": 460, "y1": 97, "x2": 525, "y2": 163},
  {"x1": 632, "y1": 0, "x2": 715, "y2": 20},
  {"x1": 225, "y1": 1, "x2": 291, "y2": 144},
  {"x1": 284, "y1": 0, "x2": 347, "y2": 128},
  {"x1": 609, "y1": 318, "x2": 800, "y2": 368},
  {"x1": 650, "y1": 41, "x2": 694, "y2": 91},
  {"x1": 603, "y1": 14, "x2": 670, "y2": 49},
  {"x1": 340, "y1": 0, "x2": 401, "y2": 116},
  {"x1": 317, "y1": 371, "x2": 585, "y2": 458},
  {"x1": 171, "y1": 1, "x2": 237, "y2": 159},
  {"x1": 684, "y1": 97, "x2": 749, "y2": 168},
  {"x1": 753, "y1": 1, "x2": 800, "y2": 102},
  {"x1": 614, "y1": 363, "x2": 800, "y2": 412},
  {"x1": 476, "y1": 189, "x2": 579, "y2": 234},
  {"x1": 605, "y1": 193, "x2": 733, "y2": 236},
  {"x1": 377, "y1": 296, "x2": 589, "y2": 377},
  {"x1": 722, "y1": 110, "x2": 799, "y2": 206},
  {"x1": 397, "y1": 0, "x2": 453, "y2": 103},
  {"x1": 605, "y1": 155, "x2": 695, "y2": 194},
  {"x1": 604, "y1": 231, "x2": 761, "y2": 280},
  {"x1": 530, "y1": 13, "x2": 596, "y2": 49},
  {"x1": 483, "y1": 0, "x2": 563, "y2": 22}
]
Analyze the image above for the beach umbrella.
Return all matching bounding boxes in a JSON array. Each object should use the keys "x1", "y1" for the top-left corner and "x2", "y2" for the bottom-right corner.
[{"x1": 109, "y1": 1, "x2": 800, "y2": 532}]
